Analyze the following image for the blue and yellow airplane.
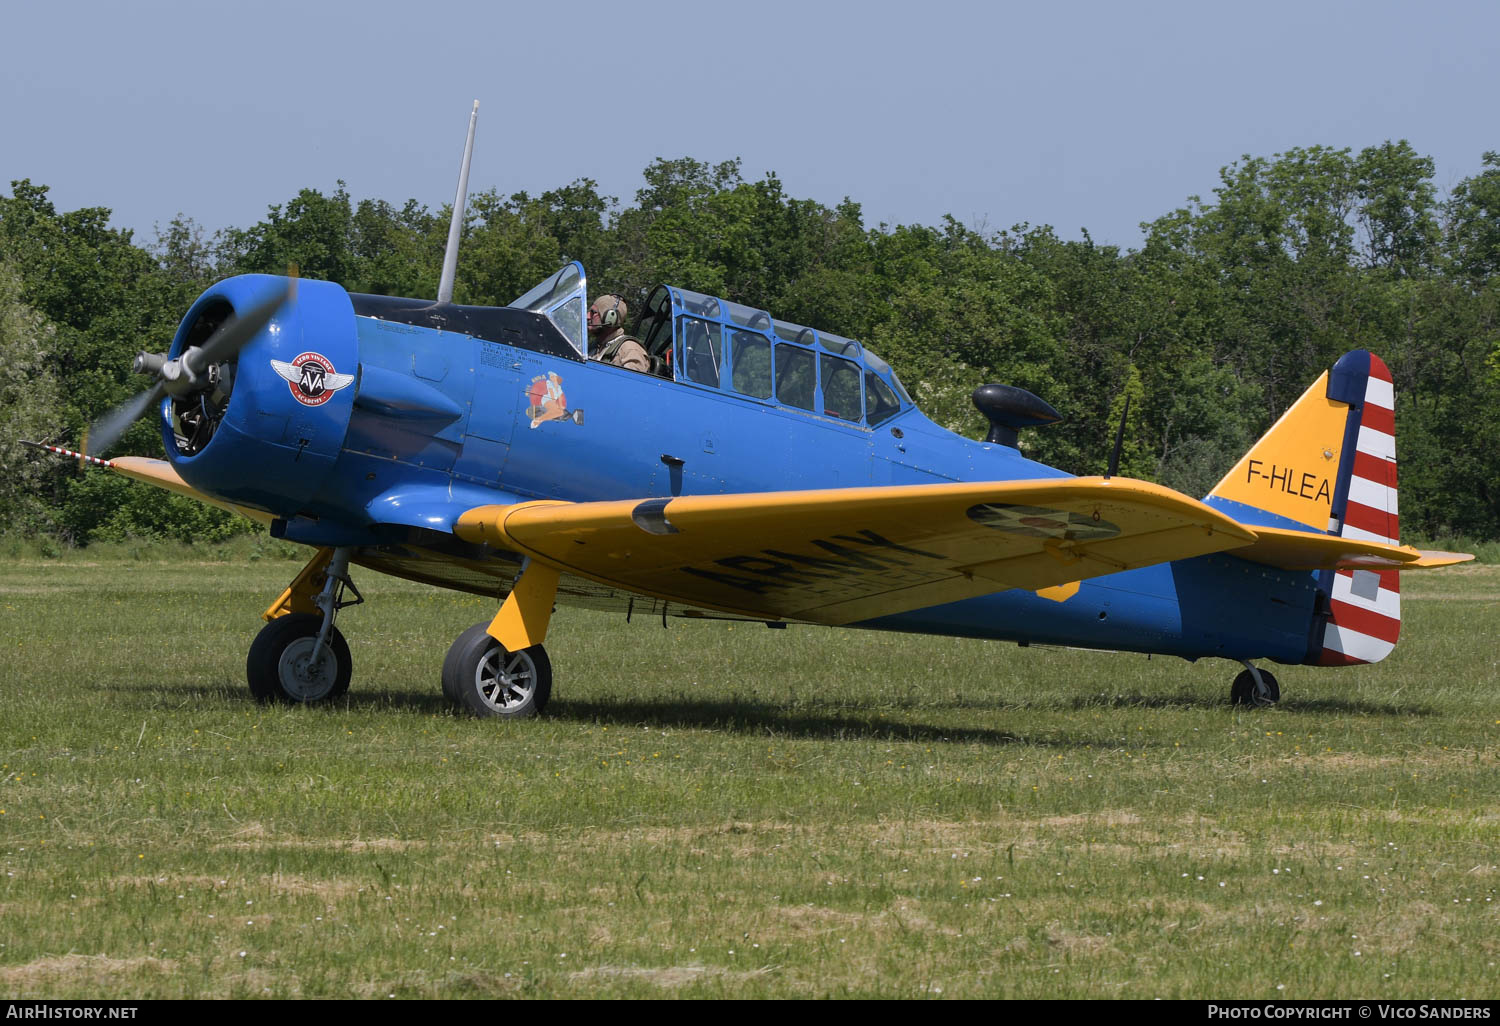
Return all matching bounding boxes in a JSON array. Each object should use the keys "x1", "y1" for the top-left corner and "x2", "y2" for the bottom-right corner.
[{"x1": 27, "y1": 108, "x2": 1470, "y2": 717}]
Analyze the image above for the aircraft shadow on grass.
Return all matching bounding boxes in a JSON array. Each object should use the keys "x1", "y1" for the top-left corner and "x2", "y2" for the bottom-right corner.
[
  {"x1": 547, "y1": 693, "x2": 1437, "y2": 736},
  {"x1": 505, "y1": 696, "x2": 1125, "y2": 748},
  {"x1": 1265, "y1": 694, "x2": 1436, "y2": 716},
  {"x1": 1058, "y1": 690, "x2": 1435, "y2": 716},
  {"x1": 112, "y1": 679, "x2": 1433, "y2": 734},
  {"x1": 111, "y1": 681, "x2": 1106, "y2": 747}
]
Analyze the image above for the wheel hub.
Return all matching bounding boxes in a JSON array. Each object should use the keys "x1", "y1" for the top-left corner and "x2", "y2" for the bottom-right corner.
[
  {"x1": 278, "y1": 637, "x2": 340, "y2": 702},
  {"x1": 474, "y1": 647, "x2": 535, "y2": 712}
]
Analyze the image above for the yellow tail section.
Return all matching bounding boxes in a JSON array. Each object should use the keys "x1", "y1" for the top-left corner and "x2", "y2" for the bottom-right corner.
[{"x1": 1209, "y1": 372, "x2": 1348, "y2": 531}]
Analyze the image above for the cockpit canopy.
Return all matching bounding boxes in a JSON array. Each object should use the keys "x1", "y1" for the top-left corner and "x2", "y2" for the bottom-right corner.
[
  {"x1": 508, "y1": 262, "x2": 587, "y2": 354},
  {"x1": 510, "y1": 263, "x2": 913, "y2": 428}
]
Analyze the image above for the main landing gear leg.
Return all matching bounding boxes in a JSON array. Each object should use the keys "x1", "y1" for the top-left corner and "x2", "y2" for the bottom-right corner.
[
  {"x1": 443, "y1": 559, "x2": 560, "y2": 718},
  {"x1": 248, "y1": 546, "x2": 364, "y2": 704},
  {"x1": 1230, "y1": 660, "x2": 1280, "y2": 708}
]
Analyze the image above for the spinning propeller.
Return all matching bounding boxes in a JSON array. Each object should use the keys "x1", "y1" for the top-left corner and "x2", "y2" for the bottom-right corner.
[{"x1": 84, "y1": 280, "x2": 294, "y2": 457}]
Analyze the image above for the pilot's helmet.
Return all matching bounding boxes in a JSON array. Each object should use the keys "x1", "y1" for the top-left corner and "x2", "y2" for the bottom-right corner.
[{"x1": 588, "y1": 294, "x2": 627, "y2": 333}]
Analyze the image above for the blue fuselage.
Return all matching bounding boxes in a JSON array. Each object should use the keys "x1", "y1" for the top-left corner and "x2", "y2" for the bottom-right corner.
[{"x1": 171, "y1": 277, "x2": 1321, "y2": 666}]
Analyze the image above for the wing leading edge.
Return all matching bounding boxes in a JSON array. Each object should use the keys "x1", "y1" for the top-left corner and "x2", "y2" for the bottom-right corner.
[{"x1": 455, "y1": 478, "x2": 1260, "y2": 625}]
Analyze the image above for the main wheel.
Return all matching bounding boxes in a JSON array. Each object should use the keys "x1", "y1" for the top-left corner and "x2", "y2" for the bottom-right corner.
[
  {"x1": 442, "y1": 622, "x2": 551, "y2": 718},
  {"x1": 247, "y1": 614, "x2": 352, "y2": 704},
  {"x1": 1230, "y1": 667, "x2": 1280, "y2": 707}
]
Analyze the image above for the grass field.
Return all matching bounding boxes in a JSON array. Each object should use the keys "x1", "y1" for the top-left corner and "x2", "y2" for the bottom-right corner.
[{"x1": 0, "y1": 546, "x2": 1496, "y2": 999}]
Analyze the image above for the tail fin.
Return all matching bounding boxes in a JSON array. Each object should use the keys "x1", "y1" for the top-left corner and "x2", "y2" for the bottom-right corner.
[{"x1": 1207, "y1": 351, "x2": 1401, "y2": 665}]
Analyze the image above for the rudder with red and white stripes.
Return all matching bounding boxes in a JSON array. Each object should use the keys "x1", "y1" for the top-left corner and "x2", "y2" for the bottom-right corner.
[{"x1": 1314, "y1": 352, "x2": 1401, "y2": 665}]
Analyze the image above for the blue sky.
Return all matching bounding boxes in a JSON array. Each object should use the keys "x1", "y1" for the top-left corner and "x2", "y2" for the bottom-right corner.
[{"x1": 3, "y1": 0, "x2": 1496, "y2": 252}]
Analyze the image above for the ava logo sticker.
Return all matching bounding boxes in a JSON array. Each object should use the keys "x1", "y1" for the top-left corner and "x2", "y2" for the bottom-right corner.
[
  {"x1": 525, "y1": 372, "x2": 584, "y2": 428},
  {"x1": 271, "y1": 352, "x2": 355, "y2": 407},
  {"x1": 967, "y1": 503, "x2": 1120, "y2": 541}
]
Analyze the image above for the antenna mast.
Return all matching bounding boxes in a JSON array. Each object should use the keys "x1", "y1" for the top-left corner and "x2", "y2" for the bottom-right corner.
[{"x1": 437, "y1": 100, "x2": 479, "y2": 303}]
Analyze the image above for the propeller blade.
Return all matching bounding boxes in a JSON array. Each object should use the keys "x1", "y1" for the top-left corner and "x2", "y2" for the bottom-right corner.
[
  {"x1": 193, "y1": 279, "x2": 294, "y2": 369},
  {"x1": 84, "y1": 381, "x2": 166, "y2": 458}
]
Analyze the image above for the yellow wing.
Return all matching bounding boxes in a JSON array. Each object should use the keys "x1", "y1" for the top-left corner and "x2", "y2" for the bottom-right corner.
[{"x1": 455, "y1": 477, "x2": 1257, "y2": 625}]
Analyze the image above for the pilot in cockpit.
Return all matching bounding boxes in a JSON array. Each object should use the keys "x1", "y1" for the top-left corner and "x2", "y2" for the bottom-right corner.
[{"x1": 587, "y1": 294, "x2": 650, "y2": 373}]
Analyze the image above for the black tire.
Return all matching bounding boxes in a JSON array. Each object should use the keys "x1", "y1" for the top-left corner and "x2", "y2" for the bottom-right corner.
[
  {"x1": 440, "y1": 622, "x2": 486, "y2": 706},
  {"x1": 1230, "y1": 667, "x2": 1280, "y2": 707},
  {"x1": 441, "y1": 622, "x2": 551, "y2": 718},
  {"x1": 247, "y1": 614, "x2": 352, "y2": 705}
]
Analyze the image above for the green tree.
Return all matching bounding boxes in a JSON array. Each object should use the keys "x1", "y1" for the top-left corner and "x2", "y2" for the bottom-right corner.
[
  {"x1": 0, "y1": 259, "x2": 63, "y2": 533},
  {"x1": 151, "y1": 214, "x2": 219, "y2": 288},
  {"x1": 349, "y1": 197, "x2": 441, "y2": 298},
  {"x1": 1445, "y1": 152, "x2": 1500, "y2": 286},
  {"x1": 1354, "y1": 140, "x2": 1438, "y2": 275},
  {"x1": 220, "y1": 183, "x2": 358, "y2": 283},
  {"x1": 0, "y1": 182, "x2": 255, "y2": 543},
  {"x1": 0, "y1": 180, "x2": 182, "y2": 454},
  {"x1": 453, "y1": 189, "x2": 565, "y2": 306}
]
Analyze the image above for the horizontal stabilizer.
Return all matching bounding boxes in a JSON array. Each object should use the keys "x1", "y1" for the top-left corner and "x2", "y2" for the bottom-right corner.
[
  {"x1": 1233, "y1": 526, "x2": 1474, "y2": 571},
  {"x1": 1408, "y1": 550, "x2": 1476, "y2": 568}
]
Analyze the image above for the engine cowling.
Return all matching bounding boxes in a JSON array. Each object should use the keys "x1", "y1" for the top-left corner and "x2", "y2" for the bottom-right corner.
[{"x1": 164, "y1": 274, "x2": 359, "y2": 516}]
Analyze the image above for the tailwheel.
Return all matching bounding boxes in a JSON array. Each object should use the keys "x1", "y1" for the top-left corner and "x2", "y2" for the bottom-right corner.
[
  {"x1": 1231, "y1": 666, "x2": 1280, "y2": 708},
  {"x1": 247, "y1": 613, "x2": 352, "y2": 704},
  {"x1": 442, "y1": 622, "x2": 552, "y2": 718}
]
